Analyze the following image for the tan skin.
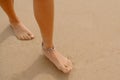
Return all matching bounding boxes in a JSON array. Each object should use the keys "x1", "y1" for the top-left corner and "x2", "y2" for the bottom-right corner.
[
  {"x1": 0, "y1": 0, "x2": 34, "y2": 40},
  {"x1": 0, "y1": 0, "x2": 73, "y2": 73},
  {"x1": 34, "y1": 0, "x2": 72, "y2": 73}
]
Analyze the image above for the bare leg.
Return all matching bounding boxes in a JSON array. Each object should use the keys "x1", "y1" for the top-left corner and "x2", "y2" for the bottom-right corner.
[
  {"x1": 0, "y1": 0, "x2": 34, "y2": 40},
  {"x1": 33, "y1": 0, "x2": 72, "y2": 73}
]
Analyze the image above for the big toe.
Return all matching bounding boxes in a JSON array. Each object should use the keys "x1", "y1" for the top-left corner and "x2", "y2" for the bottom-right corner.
[
  {"x1": 62, "y1": 66, "x2": 72, "y2": 73},
  {"x1": 27, "y1": 33, "x2": 34, "y2": 39},
  {"x1": 58, "y1": 64, "x2": 72, "y2": 73},
  {"x1": 63, "y1": 60, "x2": 73, "y2": 73}
]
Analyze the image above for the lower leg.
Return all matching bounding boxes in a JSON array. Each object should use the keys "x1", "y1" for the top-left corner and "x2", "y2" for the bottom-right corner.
[
  {"x1": 33, "y1": 0, "x2": 72, "y2": 73},
  {"x1": 0, "y1": 0, "x2": 19, "y2": 23},
  {"x1": 33, "y1": 0, "x2": 54, "y2": 48},
  {"x1": 0, "y1": 0, "x2": 34, "y2": 40}
]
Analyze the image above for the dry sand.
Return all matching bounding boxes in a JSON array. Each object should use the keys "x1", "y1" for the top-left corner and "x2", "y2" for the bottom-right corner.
[{"x1": 0, "y1": 0, "x2": 120, "y2": 80}]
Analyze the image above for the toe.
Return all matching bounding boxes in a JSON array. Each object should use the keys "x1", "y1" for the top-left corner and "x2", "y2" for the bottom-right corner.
[
  {"x1": 25, "y1": 33, "x2": 32, "y2": 40},
  {"x1": 19, "y1": 35, "x2": 25, "y2": 40},
  {"x1": 63, "y1": 61, "x2": 72, "y2": 73},
  {"x1": 67, "y1": 59, "x2": 73, "y2": 67},
  {"x1": 63, "y1": 67, "x2": 71, "y2": 73},
  {"x1": 24, "y1": 33, "x2": 32, "y2": 40},
  {"x1": 21, "y1": 34, "x2": 27, "y2": 40},
  {"x1": 64, "y1": 64, "x2": 72, "y2": 71},
  {"x1": 17, "y1": 35, "x2": 22, "y2": 40},
  {"x1": 59, "y1": 65, "x2": 71, "y2": 73},
  {"x1": 27, "y1": 33, "x2": 34, "y2": 39},
  {"x1": 31, "y1": 34, "x2": 34, "y2": 39}
]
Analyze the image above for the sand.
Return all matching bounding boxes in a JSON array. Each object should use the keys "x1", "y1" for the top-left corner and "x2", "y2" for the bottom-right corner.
[{"x1": 0, "y1": 0, "x2": 120, "y2": 80}]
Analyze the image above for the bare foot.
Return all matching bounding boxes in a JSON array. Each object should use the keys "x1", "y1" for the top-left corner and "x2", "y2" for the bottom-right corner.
[
  {"x1": 42, "y1": 43, "x2": 73, "y2": 73},
  {"x1": 10, "y1": 22, "x2": 34, "y2": 40}
]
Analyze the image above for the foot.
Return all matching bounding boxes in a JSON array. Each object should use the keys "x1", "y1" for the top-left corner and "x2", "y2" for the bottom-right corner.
[
  {"x1": 42, "y1": 43, "x2": 72, "y2": 73},
  {"x1": 10, "y1": 21, "x2": 34, "y2": 40}
]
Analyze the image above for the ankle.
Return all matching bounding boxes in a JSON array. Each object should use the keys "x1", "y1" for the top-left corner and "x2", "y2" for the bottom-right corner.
[
  {"x1": 9, "y1": 18, "x2": 20, "y2": 25},
  {"x1": 42, "y1": 42, "x2": 54, "y2": 49}
]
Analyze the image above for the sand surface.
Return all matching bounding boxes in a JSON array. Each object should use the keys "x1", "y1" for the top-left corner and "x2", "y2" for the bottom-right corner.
[{"x1": 0, "y1": 0, "x2": 120, "y2": 80}]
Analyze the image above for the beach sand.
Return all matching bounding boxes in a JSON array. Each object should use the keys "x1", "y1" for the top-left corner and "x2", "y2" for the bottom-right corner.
[{"x1": 0, "y1": 0, "x2": 120, "y2": 80}]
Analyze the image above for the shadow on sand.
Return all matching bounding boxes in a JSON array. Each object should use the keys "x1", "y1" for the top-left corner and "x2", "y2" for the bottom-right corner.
[
  {"x1": 10, "y1": 53, "x2": 70, "y2": 80},
  {"x1": 0, "y1": 25, "x2": 14, "y2": 44}
]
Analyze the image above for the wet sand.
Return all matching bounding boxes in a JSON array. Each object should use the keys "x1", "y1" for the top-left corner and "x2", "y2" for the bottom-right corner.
[{"x1": 0, "y1": 0, "x2": 120, "y2": 80}]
